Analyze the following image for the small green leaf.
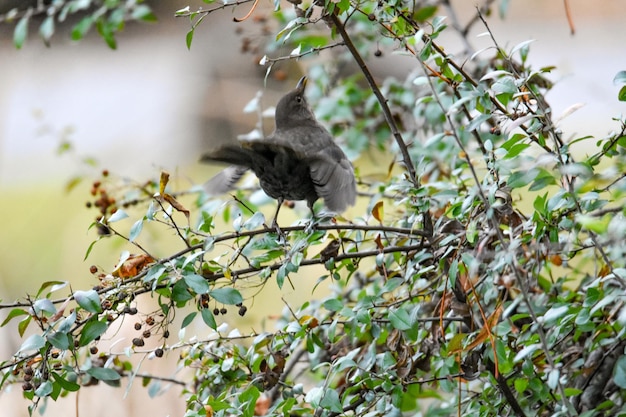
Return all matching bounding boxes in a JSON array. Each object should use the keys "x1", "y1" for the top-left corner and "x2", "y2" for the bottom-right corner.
[
  {"x1": 132, "y1": 5, "x2": 157, "y2": 22},
  {"x1": 413, "y1": 5, "x2": 438, "y2": 22},
  {"x1": 18, "y1": 316, "x2": 32, "y2": 337},
  {"x1": 319, "y1": 388, "x2": 342, "y2": 412},
  {"x1": 183, "y1": 274, "x2": 210, "y2": 294},
  {"x1": 243, "y1": 212, "x2": 265, "y2": 230},
  {"x1": 1, "y1": 308, "x2": 28, "y2": 327},
  {"x1": 34, "y1": 298, "x2": 56, "y2": 316},
  {"x1": 35, "y1": 380, "x2": 53, "y2": 397},
  {"x1": 172, "y1": 279, "x2": 193, "y2": 304},
  {"x1": 514, "y1": 378, "x2": 528, "y2": 393},
  {"x1": 47, "y1": 331, "x2": 71, "y2": 350},
  {"x1": 14, "y1": 15, "x2": 29, "y2": 49},
  {"x1": 86, "y1": 367, "x2": 121, "y2": 381},
  {"x1": 186, "y1": 29, "x2": 194, "y2": 50},
  {"x1": 39, "y1": 15, "x2": 55, "y2": 43},
  {"x1": 576, "y1": 214, "x2": 610, "y2": 234},
  {"x1": 613, "y1": 70, "x2": 626, "y2": 85},
  {"x1": 323, "y1": 299, "x2": 344, "y2": 312},
  {"x1": 51, "y1": 372, "x2": 80, "y2": 392},
  {"x1": 74, "y1": 290, "x2": 102, "y2": 313},
  {"x1": 72, "y1": 16, "x2": 93, "y2": 41},
  {"x1": 129, "y1": 219, "x2": 143, "y2": 242},
  {"x1": 210, "y1": 287, "x2": 243, "y2": 305},
  {"x1": 618, "y1": 86, "x2": 626, "y2": 102},
  {"x1": 201, "y1": 308, "x2": 217, "y2": 330},
  {"x1": 57, "y1": 310, "x2": 77, "y2": 333},
  {"x1": 19, "y1": 334, "x2": 45, "y2": 353},
  {"x1": 388, "y1": 308, "x2": 412, "y2": 330},
  {"x1": 108, "y1": 209, "x2": 128, "y2": 223},
  {"x1": 79, "y1": 318, "x2": 108, "y2": 346},
  {"x1": 36, "y1": 280, "x2": 68, "y2": 297},
  {"x1": 181, "y1": 312, "x2": 197, "y2": 328}
]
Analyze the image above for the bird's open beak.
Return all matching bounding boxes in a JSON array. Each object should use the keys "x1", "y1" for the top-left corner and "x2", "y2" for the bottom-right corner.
[{"x1": 296, "y1": 76, "x2": 307, "y2": 92}]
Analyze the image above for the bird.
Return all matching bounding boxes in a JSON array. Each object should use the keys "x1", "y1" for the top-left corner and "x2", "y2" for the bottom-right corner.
[{"x1": 201, "y1": 76, "x2": 356, "y2": 227}]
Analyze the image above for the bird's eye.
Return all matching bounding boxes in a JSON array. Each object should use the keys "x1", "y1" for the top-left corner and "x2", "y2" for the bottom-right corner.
[{"x1": 295, "y1": 95, "x2": 302, "y2": 103}]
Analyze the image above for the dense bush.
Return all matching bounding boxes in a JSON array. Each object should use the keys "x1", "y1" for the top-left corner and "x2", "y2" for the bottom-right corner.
[{"x1": 2, "y1": 1, "x2": 626, "y2": 416}]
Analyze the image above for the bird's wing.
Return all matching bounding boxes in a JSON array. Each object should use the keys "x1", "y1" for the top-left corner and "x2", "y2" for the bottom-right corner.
[
  {"x1": 202, "y1": 165, "x2": 248, "y2": 195},
  {"x1": 308, "y1": 147, "x2": 357, "y2": 213}
]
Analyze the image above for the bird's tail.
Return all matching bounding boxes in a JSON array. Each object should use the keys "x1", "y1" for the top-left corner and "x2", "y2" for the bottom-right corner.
[
  {"x1": 200, "y1": 145, "x2": 256, "y2": 167},
  {"x1": 202, "y1": 165, "x2": 248, "y2": 195}
]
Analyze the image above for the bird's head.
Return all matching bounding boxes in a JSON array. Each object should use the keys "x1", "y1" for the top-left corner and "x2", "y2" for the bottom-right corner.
[{"x1": 274, "y1": 76, "x2": 317, "y2": 128}]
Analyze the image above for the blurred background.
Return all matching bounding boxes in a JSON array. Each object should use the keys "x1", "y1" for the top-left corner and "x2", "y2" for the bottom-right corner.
[{"x1": 0, "y1": 0, "x2": 624, "y2": 415}]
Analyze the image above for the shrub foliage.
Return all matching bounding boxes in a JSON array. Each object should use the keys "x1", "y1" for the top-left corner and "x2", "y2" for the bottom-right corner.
[{"x1": 2, "y1": 1, "x2": 626, "y2": 416}]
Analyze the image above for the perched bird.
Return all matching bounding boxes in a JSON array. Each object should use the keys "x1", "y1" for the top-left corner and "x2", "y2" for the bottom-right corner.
[{"x1": 202, "y1": 76, "x2": 356, "y2": 225}]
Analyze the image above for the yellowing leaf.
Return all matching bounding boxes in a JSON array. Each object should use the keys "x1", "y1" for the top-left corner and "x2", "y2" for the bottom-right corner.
[
  {"x1": 372, "y1": 201, "x2": 384, "y2": 223},
  {"x1": 159, "y1": 171, "x2": 170, "y2": 195}
]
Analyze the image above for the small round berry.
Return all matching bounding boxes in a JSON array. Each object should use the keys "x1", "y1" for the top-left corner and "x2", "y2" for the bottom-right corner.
[{"x1": 132, "y1": 338, "x2": 145, "y2": 347}]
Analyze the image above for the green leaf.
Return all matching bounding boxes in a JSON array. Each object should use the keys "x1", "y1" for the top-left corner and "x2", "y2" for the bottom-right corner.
[
  {"x1": 18, "y1": 316, "x2": 32, "y2": 337},
  {"x1": 323, "y1": 299, "x2": 344, "y2": 312},
  {"x1": 131, "y1": 5, "x2": 157, "y2": 22},
  {"x1": 388, "y1": 308, "x2": 412, "y2": 330},
  {"x1": 34, "y1": 298, "x2": 56, "y2": 316},
  {"x1": 172, "y1": 279, "x2": 194, "y2": 304},
  {"x1": 201, "y1": 308, "x2": 217, "y2": 330},
  {"x1": 58, "y1": 310, "x2": 77, "y2": 333},
  {"x1": 96, "y1": 18, "x2": 117, "y2": 49},
  {"x1": 413, "y1": 5, "x2": 438, "y2": 22},
  {"x1": 186, "y1": 29, "x2": 194, "y2": 50},
  {"x1": 19, "y1": 334, "x2": 45, "y2": 353},
  {"x1": 613, "y1": 70, "x2": 626, "y2": 85},
  {"x1": 74, "y1": 290, "x2": 102, "y2": 313},
  {"x1": 576, "y1": 214, "x2": 610, "y2": 234},
  {"x1": 39, "y1": 15, "x2": 55, "y2": 43},
  {"x1": 47, "y1": 331, "x2": 71, "y2": 350},
  {"x1": 183, "y1": 274, "x2": 210, "y2": 294},
  {"x1": 72, "y1": 16, "x2": 94, "y2": 41},
  {"x1": 36, "y1": 280, "x2": 68, "y2": 297},
  {"x1": 618, "y1": 86, "x2": 626, "y2": 102},
  {"x1": 466, "y1": 114, "x2": 491, "y2": 132},
  {"x1": 210, "y1": 287, "x2": 243, "y2": 305},
  {"x1": 35, "y1": 380, "x2": 53, "y2": 397},
  {"x1": 79, "y1": 318, "x2": 108, "y2": 346},
  {"x1": 243, "y1": 211, "x2": 265, "y2": 230},
  {"x1": 129, "y1": 219, "x2": 143, "y2": 242},
  {"x1": 51, "y1": 372, "x2": 80, "y2": 392},
  {"x1": 181, "y1": 312, "x2": 197, "y2": 328},
  {"x1": 1, "y1": 308, "x2": 28, "y2": 327},
  {"x1": 14, "y1": 15, "x2": 29, "y2": 49},
  {"x1": 320, "y1": 388, "x2": 342, "y2": 412},
  {"x1": 108, "y1": 209, "x2": 128, "y2": 223},
  {"x1": 86, "y1": 367, "x2": 121, "y2": 381}
]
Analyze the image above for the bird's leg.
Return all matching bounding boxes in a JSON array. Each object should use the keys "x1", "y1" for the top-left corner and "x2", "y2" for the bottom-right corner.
[
  {"x1": 270, "y1": 198, "x2": 286, "y2": 242},
  {"x1": 304, "y1": 203, "x2": 318, "y2": 234}
]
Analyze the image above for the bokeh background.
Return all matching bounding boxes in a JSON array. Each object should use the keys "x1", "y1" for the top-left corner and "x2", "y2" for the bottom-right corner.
[{"x1": 0, "y1": 0, "x2": 624, "y2": 415}]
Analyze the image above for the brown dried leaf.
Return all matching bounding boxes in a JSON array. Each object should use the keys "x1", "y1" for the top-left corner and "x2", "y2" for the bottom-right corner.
[{"x1": 112, "y1": 254, "x2": 155, "y2": 278}]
